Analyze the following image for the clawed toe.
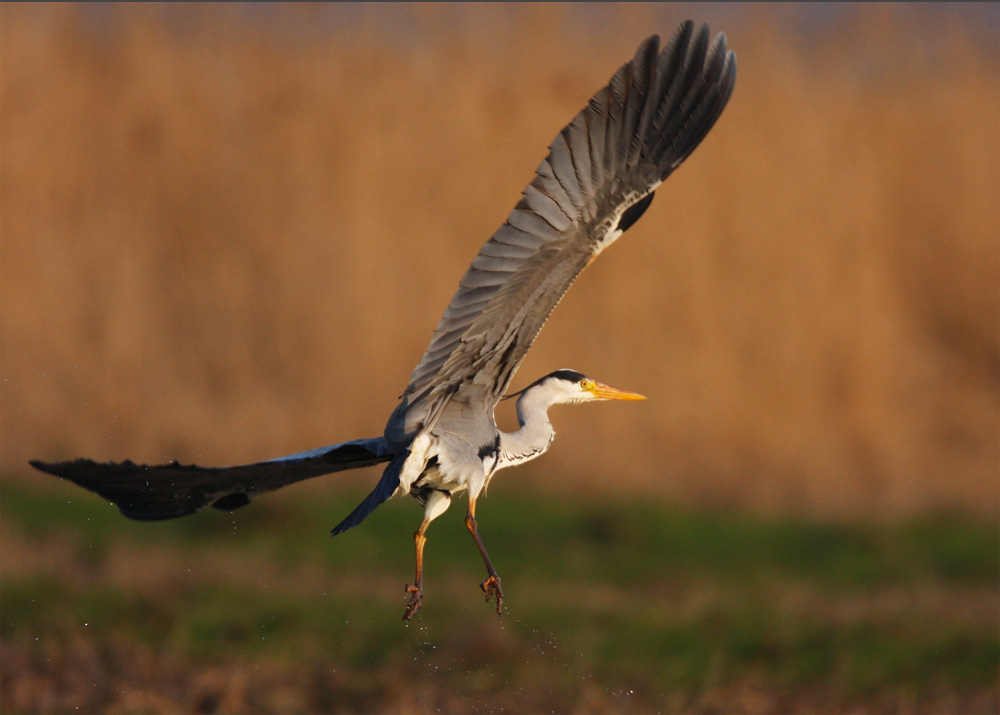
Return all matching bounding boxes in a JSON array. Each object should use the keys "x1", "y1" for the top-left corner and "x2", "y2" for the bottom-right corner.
[
  {"x1": 479, "y1": 574, "x2": 504, "y2": 614},
  {"x1": 403, "y1": 583, "x2": 423, "y2": 620}
]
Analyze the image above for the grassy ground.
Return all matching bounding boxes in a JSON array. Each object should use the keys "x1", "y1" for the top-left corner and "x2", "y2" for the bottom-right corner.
[{"x1": 3, "y1": 473, "x2": 997, "y2": 714}]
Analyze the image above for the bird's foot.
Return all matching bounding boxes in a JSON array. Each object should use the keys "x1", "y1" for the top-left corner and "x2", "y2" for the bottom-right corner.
[
  {"x1": 479, "y1": 574, "x2": 504, "y2": 615},
  {"x1": 403, "y1": 583, "x2": 423, "y2": 620}
]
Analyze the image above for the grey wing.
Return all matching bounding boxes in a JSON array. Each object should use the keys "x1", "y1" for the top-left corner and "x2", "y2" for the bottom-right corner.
[
  {"x1": 30, "y1": 437, "x2": 392, "y2": 521},
  {"x1": 395, "y1": 23, "x2": 736, "y2": 434}
]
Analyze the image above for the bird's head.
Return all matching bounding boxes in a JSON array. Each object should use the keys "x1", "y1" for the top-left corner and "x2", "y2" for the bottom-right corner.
[{"x1": 512, "y1": 369, "x2": 647, "y2": 407}]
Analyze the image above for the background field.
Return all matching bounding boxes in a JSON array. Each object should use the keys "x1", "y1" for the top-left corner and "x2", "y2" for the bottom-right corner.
[
  {"x1": 3, "y1": 486, "x2": 998, "y2": 713},
  {"x1": 2, "y1": 3, "x2": 998, "y2": 713}
]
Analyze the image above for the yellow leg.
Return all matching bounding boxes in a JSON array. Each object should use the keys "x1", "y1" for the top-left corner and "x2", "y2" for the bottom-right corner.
[
  {"x1": 402, "y1": 490, "x2": 450, "y2": 620},
  {"x1": 403, "y1": 518, "x2": 429, "y2": 620},
  {"x1": 465, "y1": 497, "x2": 504, "y2": 615}
]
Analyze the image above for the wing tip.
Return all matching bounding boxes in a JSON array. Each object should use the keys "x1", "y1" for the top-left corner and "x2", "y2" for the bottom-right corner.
[{"x1": 29, "y1": 457, "x2": 100, "y2": 479}]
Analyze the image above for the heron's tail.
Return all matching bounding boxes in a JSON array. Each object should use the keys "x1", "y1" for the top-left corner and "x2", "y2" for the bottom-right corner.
[{"x1": 30, "y1": 437, "x2": 392, "y2": 521}]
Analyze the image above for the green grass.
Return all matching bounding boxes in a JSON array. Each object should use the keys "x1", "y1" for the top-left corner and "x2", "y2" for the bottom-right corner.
[{"x1": 2, "y1": 476, "x2": 997, "y2": 713}]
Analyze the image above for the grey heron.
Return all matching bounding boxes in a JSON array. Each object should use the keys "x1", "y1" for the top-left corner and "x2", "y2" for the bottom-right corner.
[{"x1": 31, "y1": 22, "x2": 736, "y2": 620}]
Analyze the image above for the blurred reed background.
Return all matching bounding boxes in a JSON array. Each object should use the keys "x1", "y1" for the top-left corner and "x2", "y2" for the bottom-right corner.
[
  {"x1": 2, "y1": 3, "x2": 996, "y2": 518},
  {"x1": 2, "y1": 5, "x2": 998, "y2": 714}
]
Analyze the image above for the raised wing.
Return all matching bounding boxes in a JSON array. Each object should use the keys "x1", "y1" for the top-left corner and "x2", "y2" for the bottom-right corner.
[
  {"x1": 30, "y1": 437, "x2": 392, "y2": 520},
  {"x1": 395, "y1": 23, "x2": 736, "y2": 435}
]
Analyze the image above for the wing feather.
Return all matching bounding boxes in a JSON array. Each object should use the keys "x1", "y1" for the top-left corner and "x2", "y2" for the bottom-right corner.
[
  {"x1": 521, "y1": 182, "x2": 573, "y2": 231},
  {"x1": 30, "y1": 438, "x2": 391, "y2": 521},
  {"x1": 547, "y1": 133, "x2": 586, "y2": 214},
  {"x1": 394, "y1": 22, "x2": 736, "y2": 437},
  {"x1": 565, "y1": 114, "x2": 595, "y2": 206}
]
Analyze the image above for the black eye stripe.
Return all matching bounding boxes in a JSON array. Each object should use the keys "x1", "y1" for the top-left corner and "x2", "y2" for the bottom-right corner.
[{"x1": 548, "y1": 369, "x2": 586, "y2": 383}]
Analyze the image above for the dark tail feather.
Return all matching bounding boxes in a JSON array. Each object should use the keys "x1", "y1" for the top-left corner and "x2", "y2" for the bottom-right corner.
[
  {"x1": 30, "y1": 437, "x2": 392, "y2": 521},
  {"x1": 330, "y1": 450, "x2": 409, "y2": 536}
]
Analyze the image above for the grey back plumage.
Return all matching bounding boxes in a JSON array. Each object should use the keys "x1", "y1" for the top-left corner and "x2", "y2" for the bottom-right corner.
[{"x1": 394, "y1": 23, "x2": 736, "y2": 439}]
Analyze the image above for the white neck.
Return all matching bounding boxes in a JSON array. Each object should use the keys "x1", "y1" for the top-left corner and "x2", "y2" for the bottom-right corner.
[{"x1": 495, "y1": 384, "x2": 558, "y2": 471}]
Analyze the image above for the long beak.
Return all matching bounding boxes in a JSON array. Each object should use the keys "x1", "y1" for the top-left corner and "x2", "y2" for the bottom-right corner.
[{"x1": 589, "y1": 382, "x2": 646, "y2": 401}]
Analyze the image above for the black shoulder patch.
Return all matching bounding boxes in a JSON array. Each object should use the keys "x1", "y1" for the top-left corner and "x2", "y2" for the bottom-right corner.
[
  {"x1": 616, "y1": 192, "x2": 655, "y2": 233},
  {"x1": 478, "y1": 435, "x2": 501, "y2": 460}
]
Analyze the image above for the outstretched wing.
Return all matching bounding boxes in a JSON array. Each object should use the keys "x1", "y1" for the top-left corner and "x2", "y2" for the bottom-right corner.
[
  {"x1": 396, "y1": 23, "x2": 736, "y2": 435},
  {"x1": 30, "y1": 437, "x2": 392, "y2": 521}
]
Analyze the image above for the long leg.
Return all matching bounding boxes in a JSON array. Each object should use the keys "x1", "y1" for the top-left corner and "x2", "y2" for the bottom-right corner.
[
  {"x1": 402, "y1": 517, "x2": 430, "y2": 620},
  {"x1": 464, "y1": 496, "x2": 504, "y2": 615},
  {"x1": 403, "y1": 490, "x2": 450, "y2": 620}
]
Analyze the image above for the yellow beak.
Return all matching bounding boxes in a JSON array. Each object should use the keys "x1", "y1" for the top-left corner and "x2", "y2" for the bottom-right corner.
[{"x1": 588, "y1": 382, "x2": 647, "y2": 401}]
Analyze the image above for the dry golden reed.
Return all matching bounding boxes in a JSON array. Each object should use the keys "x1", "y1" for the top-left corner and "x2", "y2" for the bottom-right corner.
[{"x1": 2, "y1": 4, "x2": 997, "y2": 517}]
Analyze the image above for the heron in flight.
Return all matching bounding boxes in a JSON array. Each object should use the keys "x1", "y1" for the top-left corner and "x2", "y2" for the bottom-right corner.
[{"x1": 32, "y1": 22, "x2": 736, "y2": 620}]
